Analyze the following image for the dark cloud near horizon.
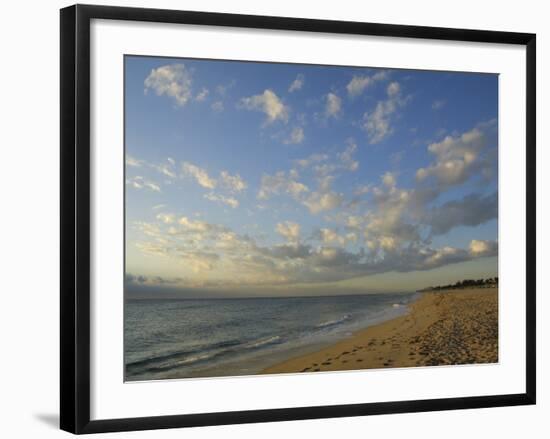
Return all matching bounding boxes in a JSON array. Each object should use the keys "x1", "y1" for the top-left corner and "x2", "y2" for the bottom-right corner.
[{"x1": 426, "y1": 192, "x2": 498, "y2": 236}]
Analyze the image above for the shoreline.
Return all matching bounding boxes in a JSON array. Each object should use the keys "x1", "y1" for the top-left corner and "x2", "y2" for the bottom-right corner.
[{"x1": 262, "y1": 287, "x2": 498, "y2": 374}]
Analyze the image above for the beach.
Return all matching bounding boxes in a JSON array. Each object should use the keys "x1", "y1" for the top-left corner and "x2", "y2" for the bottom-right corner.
[{"x1": 262, "y1": 288, "x2": 498, "y2": 374}]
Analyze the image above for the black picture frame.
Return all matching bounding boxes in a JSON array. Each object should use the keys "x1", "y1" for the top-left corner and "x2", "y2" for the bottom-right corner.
[{"x1": 60, "y1": 4, "x2": 536, "y2": 434}]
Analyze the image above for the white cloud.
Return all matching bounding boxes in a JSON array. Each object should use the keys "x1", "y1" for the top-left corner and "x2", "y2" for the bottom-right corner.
[
  {"x1": 432, "y1": 99, "x2": 446, "y2": 110},
  {"x1": 156, "y1": 213, "x2": 176, "y2": 224},
  {"x1": 308, "y1": 140, "x2": 358, "y2": 178},
  {"x1": 144, "y1": 64, "x2": 192, "y2": 107},
  {"x1": 126, "y1": 155, "x2": 143, "y2": 167},
  {"x1": 276, "y1": 221, "x2": 301, "y2": 243},
  {"x1": 284, "y1": 127, "x2": 305, "y2": 144},
  {"x1": 469, "y1": 239, "x2": 498, "y2": 257},
  {"x1": 211, "y1": 101, "x2": 224, "y2": 112},
  {"x1": 354, "y1": 185, "x2": 371, "y2": 196},
  {"x1": 424, "y1": 246, "x2": 464, "y2": 267},
  {"x1": 129, "y1": 204, "x2": 498, "y2": 289},
  {"x1": 239, "y1": 89, "x2": 289, "y2": 124},
  {"x1": 152, "y1": 159, "x2": 177, "y2": 179},
  {"x1": 347, "y1": 76, "x2": 372, "y2": 97},
  {"x1": 387, "y1": 81, "x2": 400, "y2": 97},
  {"x1": 337, "y1": 139, "x2": 359, "y2": 172},
  {"x1": 325, "y1": 92, "x2": 342, "y2": 118},
  {"x1": 288, "y1": 74, "x2": 304, "y2": 93},
  {"x1": 318, "y1": 175, "x2": 335, "y2": 193},
  {"x1": 362, "y1": 81, "x2": 408, "y2": 144},
  {"x1": 346, "y1": 70, "x2": 387, "y2": 97},
  {"x1": 303, "y1": 191, "x2": 343, "y2": 214},
  {"x1": 178, "y1": 216, "x2": 216, "y2": 233},
  {"x1": 416, "y1": 122, "x2": 495, "y2": 187},
  {"x1": 216, "y1": 80, "x2": 236, "y2": 97},
  {"x1": 175, "y1": 250, "x2": 220, "y2": 273},
  {"x1": 195, "y1": 87, "x2": 209, "y2": 102},
  {"x1": 258, "y1": 171, "x2": 309, "y2": 200},
  {"x1": 319, "y1": 228, "x2": 346, "y2": 245},
  {"x1": 382, "y1": 171, "x2": 397, "y2": 188},
  {"x1": 294, "y1": 153, "x2": 329, "y2": 168},
  {"x1": 126, "y1": 176, "x2": 161, "y2": 192},
  {"x1": 204, "y1": 192, "x2": 239, "y2": 208},
  {"x1": 219, "y1": 171, "x2": 247, "y2": 193},
  {"x1": 181, "y1": 162, "x2": 217, "y2": 189}
]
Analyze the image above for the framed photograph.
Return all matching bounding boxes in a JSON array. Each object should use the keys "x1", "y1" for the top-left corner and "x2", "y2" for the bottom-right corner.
[{"x1": 60, "y1": 4, "x2": 536, "y2": 434}]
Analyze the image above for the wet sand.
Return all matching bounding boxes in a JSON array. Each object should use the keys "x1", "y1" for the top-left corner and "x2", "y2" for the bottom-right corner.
[{"x1": 262, "y1": 288, "x2": 498, "y2": 374}]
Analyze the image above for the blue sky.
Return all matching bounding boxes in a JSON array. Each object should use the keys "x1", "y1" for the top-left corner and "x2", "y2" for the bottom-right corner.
[{"x1": 124, "y1": 56, "x2": 498, "y2": 297}]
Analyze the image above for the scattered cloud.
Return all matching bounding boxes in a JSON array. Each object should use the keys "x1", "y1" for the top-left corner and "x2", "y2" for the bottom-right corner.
[
  {"x1": 325, "y1": 92, "x2": 342, "y2": 118},
  {"x1": 152, "y1": 159, "x2": 177, "y2": 179},
  {"x1": 288, "y1": 74, "x2": 305, "y2": 93},
  {"x1": 354, "y1": 184, "x2": 371, "y2": 196},
  {"x1": 181, "y1": 162, "x2": 217, "y2": 189},
  {"x1": 131, "y1": 64, "x2": 498, "y2": 292},
  {"x1": 318, "y1": 228, "x2": 346, "y2": 245},
  {"x1": 432, "y1": 99, "x2": 446, "y2": 110},
  {"x1": 382, "y1": 171, "x2": 397, "y2": 188},
  {"x1": 211, "y1": 101, "x2": 224, "y2": 112},
  {"x1": 126, "y1": 155, "x2": 143, "y2": 167},
  {"x1": 126, "y1": 176, "x2": 161, "y2": 192},
  {"x1": 156, "y1": 213, "x2": 176, "y2": 224},
  {"x1": 219, "y1": 171, "x2": 247, "y2": 193},
  {"x1": 144, "y1": 64, "x2": 192, "y2": 107},
  {"x1": 469, "y1": 239, "x2": 498, "y2": 257},
  {"x1": 284, "y1": 127, "x2": 305, "y2": 144},
  {"x1": 216, "y1": 80, "x2": 236, "y2": 97},
  {"x1": 238, "y1": 89, "x2": 289, "y2": 124},
  {"x1": 346, "y1": 70, "x2": 388, "y2": 97},
  {"x1": 303, "y1": 191, "x2": 344, "y2": 214},
  {"x1": 337, "y1": 140, "x2": 359, "y2": 172},
  {"x1": 294, "y1": 153, "x2": 329, "y2": 168},
  {"x1": 276, "y1": 221, "x2": 301, "y2": 243},
  {"x1": 305, "y1": 140, "x2": 359, "y2": 177},
  {"x1": 362, "y1": 81, "x2": 408, "y2": 144},
  {"x1": 131, "y1": 211, "x2": 498, "y2": 288},
  {"x1": 204, "y1": 192, "x2": 239, "y2": 208},
  {"x1": 258, "y1": 171, "x2": 309, "y2": 200},
  {"x1": 416, "y1": 121, "x2": 496, "y2": 187},
  {"x1": 195, "y1": 87, "x2": 209, "y2": 102}
]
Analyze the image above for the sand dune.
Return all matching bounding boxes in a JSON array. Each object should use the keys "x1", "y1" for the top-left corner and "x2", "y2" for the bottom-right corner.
[{"x1": 262, "y1": 288, "x2": 498, "y2": 374}]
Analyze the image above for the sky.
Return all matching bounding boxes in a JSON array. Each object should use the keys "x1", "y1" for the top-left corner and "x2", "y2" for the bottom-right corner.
[{"x1": 124, "y1": 55, "x2": 498, "y2": 298}]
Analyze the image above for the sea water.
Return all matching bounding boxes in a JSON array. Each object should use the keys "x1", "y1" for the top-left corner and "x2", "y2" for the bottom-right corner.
[{"x1": 124, "y1": 293, "x2": 419, "y2": 381}]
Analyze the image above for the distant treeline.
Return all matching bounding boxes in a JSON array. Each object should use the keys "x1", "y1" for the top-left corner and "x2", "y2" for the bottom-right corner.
[{"x1": 419, "y1": 277, "x2": 498, "y2": 292}]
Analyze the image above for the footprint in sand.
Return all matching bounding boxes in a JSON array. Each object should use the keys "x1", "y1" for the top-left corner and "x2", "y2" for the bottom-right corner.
[
  {"x1": 321, "y1": 362, "x2": 332, "y2": 366},
  {"x1": 356, "y1": 359, "x2": 363, "y2": 362}
]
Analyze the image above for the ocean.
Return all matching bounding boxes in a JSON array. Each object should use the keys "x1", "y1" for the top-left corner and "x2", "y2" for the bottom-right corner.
[{"x1": 124, "y1": 292, "x2": 419, "y2": 381}]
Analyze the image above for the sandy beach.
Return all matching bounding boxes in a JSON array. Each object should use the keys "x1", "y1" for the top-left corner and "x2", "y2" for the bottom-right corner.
[{"x1": 263, "y1": 288, "x2": 498, "y2": 374}]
